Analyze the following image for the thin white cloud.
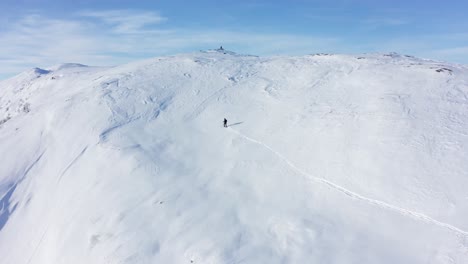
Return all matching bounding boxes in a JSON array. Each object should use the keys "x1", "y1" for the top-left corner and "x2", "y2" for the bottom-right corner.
[
  {"x1": 360, "y1": 17, "x2": 409, "y2": 30},
  {"x1": 437, "y1": 46, "x2": 468, "y2": 55},
  {"x1": 80, "y1": 10, "x2": 167, "y2": 34},
  {"x1": 0, "y1": 11, "x2": 341, "y2": 79},
  {"x1": 0, "y1": 14, "x2": 101, "y2": 76},
  {"x1": 365, "y1": 17, "x2": 408, "y2": 26},
  {"x1": 431, "y1": 46, "x2": 468, "y2": 63}
]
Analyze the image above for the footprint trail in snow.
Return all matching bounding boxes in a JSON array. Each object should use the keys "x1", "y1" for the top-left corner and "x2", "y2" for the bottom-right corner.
[{"x1": 229, "y1": 128, "x2": 468, "y2": 238}]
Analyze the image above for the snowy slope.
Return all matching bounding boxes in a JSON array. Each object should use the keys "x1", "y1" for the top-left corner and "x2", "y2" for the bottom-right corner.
[{"x1": 1, "y1": 50, "x2": 468, "y2": 264}]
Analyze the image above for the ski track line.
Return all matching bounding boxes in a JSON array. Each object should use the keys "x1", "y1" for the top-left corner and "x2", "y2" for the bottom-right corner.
[
  {"x1": 230, "y1": 128, "x2": 468, "y2": 237},
  {"x1": 57, "y1": 145, "x2": 88, "y2": 184},
  {"x1": 26, "y1": 223, "x2": 50, "y2": 264}
]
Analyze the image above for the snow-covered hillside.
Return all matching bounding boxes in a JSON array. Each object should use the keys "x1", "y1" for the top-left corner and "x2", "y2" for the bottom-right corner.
[{"x1": 1, "y1": 50, "x2": 468, "y2": 264}]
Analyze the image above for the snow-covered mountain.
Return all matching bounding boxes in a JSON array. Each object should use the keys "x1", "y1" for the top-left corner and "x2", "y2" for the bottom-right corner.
[{"x1": 1, "y1": 50, "x2": 468, "y2": 264}]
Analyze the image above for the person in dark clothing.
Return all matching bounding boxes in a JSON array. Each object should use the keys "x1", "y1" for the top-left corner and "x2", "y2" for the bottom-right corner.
[{"x1": 223, "y1": 118, "x2": 228, "y2": 128}]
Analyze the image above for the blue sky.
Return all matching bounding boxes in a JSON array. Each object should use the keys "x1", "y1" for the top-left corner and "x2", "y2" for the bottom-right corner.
[{"x1": 1, "y1": 0, "x2": 468, "y2": 79}]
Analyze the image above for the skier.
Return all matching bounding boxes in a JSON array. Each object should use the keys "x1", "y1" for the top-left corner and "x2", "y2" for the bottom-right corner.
[{"x1": 223, "y1": 118, "x2": 228, "y2": 128}]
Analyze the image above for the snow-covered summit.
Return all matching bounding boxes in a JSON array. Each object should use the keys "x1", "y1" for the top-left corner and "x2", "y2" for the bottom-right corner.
[
  {"x1": 1, "y1": 51, "x2": 468, "y2": 263},
  {"x1": 201, "y1": 47, "x2": 257, "y2": 57}
]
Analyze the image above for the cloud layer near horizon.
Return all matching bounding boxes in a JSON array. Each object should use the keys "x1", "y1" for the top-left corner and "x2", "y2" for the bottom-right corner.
[
  {"x1": 1, "y1": 9, "x2": 467, "y2": 79},
  {"x1": 0, "y1": 10, "x2": 340, "y2": 79}
]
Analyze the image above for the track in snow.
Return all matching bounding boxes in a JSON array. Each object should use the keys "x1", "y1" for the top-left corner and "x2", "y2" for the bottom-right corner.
[{"x1": 229, "y1": 128, "x2": 468, "y2": 238}]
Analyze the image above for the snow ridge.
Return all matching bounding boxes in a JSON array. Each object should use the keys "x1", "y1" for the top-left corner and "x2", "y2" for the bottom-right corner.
[
  {"x1": 2, "y1": 51, "x2": 468, "y2": 263},
  {"x1": 229, "y1": 128, "x2": 468, "y2": 238}
]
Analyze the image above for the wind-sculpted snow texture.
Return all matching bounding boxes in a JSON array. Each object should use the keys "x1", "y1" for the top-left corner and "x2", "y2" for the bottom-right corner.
[{"x1": 1, "y1": 50, "x2": 468, "y2": 264}]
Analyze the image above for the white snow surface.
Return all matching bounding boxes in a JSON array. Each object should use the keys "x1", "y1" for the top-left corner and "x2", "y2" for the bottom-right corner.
[{"x1": 1, "y1": 50, "x2": 468, "y2": 263}]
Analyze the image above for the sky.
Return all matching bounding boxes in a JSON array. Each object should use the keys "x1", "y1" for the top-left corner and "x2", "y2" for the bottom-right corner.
[{"x1": 1, "y1": 0, "x2": 468, "y2": 79}]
